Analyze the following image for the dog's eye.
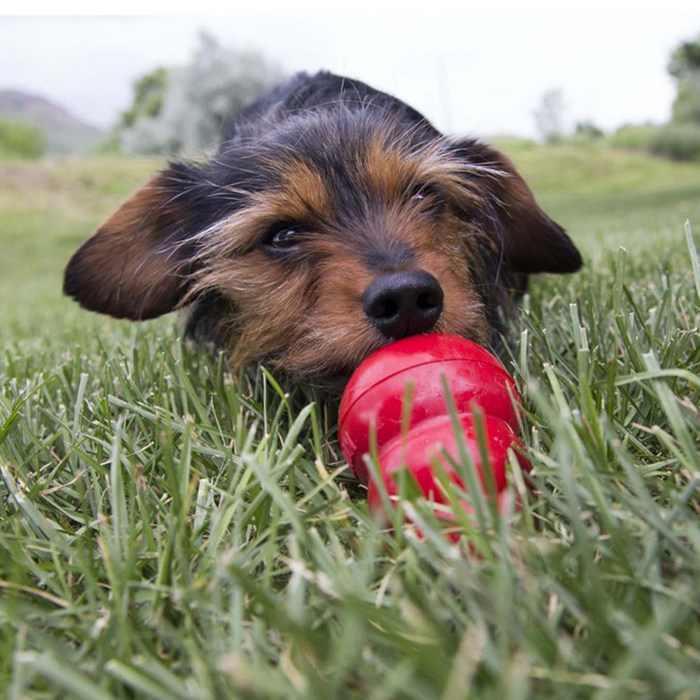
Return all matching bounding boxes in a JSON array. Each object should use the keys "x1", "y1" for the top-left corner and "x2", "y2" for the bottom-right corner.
[
  {"x1": 408, "y1": 183, "x2": 444, "y2": 214},
  {"x1": 263, "y1": 223, "x2": 307, "y2": 250}
]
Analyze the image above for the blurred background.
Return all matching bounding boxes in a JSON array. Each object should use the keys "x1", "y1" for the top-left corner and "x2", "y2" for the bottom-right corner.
[
  {"x1": 1, "y1": 13, "x2": 700, "y2": 341},
  {"x1": 2, "y1": 14, "x2": 700, "y2": 156}
]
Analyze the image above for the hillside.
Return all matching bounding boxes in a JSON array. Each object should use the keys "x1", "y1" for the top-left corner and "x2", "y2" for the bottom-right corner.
[{"x1": 0, "y1": 89, "x2": 103, "y2": 154}]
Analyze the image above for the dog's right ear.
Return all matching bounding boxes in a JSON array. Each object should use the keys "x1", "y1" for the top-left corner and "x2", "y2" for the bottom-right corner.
[
  {"x1": 451, "y1": 139, "x2": 582, "y2": 275},
  {"x1": 64, "y1": 163, "x2": 208, "y2": 320}
]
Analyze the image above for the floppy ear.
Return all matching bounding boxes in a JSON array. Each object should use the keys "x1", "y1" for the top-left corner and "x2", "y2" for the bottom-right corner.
[
  {"x1": 453, "y1": 139, "x2": 582, "y2": 275},
  {"x1": 64, "y1": 164, "x2": 207, "y2": 320}
]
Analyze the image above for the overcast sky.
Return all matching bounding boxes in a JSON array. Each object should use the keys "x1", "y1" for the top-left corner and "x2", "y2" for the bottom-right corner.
[{"x1": 1, "y1": 14, "x2": 699, "y2": 139}]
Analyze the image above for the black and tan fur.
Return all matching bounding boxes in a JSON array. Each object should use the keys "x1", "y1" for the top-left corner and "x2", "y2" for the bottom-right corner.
[{"x1": 64, "y1": 71, "x2": 582, "y2": 385}]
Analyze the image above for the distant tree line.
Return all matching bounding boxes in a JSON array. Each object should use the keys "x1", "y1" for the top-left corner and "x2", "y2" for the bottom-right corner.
[
  {"x1": 4, "y1": 29, "x2": 700, "y2": 162},
  {"x1": 532, "y1": 31, "x2": 700, "y2": 162},
  {"x1": 568, "y1": 32, "x2": 700, "y2": 162},
  {"x1": 612, "y1": 33, "x2": 700, "y2": 162}
]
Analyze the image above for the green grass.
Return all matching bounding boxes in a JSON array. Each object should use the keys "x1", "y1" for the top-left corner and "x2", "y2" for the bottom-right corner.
[{"x1": 1, "y1": 145, "x2": 700, "y2": 698}]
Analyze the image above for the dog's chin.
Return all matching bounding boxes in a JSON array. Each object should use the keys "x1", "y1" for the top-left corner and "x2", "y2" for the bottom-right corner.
[
  {"x1": 267, "y1": 355, "x2": 372, "y2": 395},
  {"x1": 258, "y1": 327, "x2": 385, "y2": 389},
  {"x1": 262, "y1": 329, "x2": 426, "y2": 394}
]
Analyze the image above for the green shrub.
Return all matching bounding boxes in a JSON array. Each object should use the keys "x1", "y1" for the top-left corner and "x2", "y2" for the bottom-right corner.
[
  {"x1": 574, "y1": 120, "x2": 605, "y2": 139},
  {"x1": 608, "y1": 123, "x2": 659, "y2": 151},
  {"x1": 608, "y1": 122, "x2": 700, "y2": 162},
  {"x1": 648, "y1": 123, "x2": 700, "y2": 161},
  {"x1": 0, "y1": 119, "x2": 46, "y2": 159}
]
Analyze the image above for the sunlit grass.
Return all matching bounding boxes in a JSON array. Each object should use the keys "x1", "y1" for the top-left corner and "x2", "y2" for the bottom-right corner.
[{"x1": 1, "y1": 149, "x2": 699, "y2": 698}]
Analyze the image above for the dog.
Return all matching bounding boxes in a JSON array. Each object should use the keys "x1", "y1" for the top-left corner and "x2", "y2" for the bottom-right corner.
[{"x1": 64, "y1": 71, "x2": 582, "y2": 386}]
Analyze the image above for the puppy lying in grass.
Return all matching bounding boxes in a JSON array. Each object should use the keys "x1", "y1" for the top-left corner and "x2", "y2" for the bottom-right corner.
[{"x1": 64, "y1": 71, "x2": 582, "y2": 385}]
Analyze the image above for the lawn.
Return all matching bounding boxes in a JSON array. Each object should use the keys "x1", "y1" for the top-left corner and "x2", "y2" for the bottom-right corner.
[{"x1": 1, "y1": 143, "x2": 699, "y2": 699}]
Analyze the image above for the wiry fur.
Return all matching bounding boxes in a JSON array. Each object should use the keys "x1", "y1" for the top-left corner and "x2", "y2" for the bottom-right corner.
[{"x1": 64, "y1": 71, "x2": 582, "y2": 386}]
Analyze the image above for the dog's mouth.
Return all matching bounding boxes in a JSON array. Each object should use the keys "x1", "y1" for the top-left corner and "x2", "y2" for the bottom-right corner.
[{"x1": 274, "y1": 328, "x2": 450, "y2": 393}]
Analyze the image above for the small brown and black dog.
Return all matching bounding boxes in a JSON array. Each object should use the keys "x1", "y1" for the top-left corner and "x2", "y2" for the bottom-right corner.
[{"x1": 64, "y1": 72, "x2": 581, "y2": 386}]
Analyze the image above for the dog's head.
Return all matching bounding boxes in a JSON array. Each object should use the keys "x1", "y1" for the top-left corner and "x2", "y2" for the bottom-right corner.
[{"x1": 64, "y1": 106, "x2": 581, "y2": 380}]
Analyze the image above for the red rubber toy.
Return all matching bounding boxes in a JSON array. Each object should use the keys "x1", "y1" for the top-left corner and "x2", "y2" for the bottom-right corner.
[{"x1": 338, "y1": 333, "x2": 530, "y2": 528}]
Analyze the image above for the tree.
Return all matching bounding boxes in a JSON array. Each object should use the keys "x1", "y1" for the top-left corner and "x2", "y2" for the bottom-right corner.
[
  {"x1": 119, "y1": 68, "x2": 168, "y2": 129},
  {"x1": 668, "y1": 34, "x2": 700, "y2": 124},
  {"x1": 119, "y1": 32, "x2": 284, "y2": 155},
  {"x1": 533, "y1": 88, "x2": 565, "y2": 144}
]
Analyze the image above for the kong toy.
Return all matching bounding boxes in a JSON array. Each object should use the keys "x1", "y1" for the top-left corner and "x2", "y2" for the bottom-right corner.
[{"x1": 338, "y1": 334, "x2": 531, "y2": 527}]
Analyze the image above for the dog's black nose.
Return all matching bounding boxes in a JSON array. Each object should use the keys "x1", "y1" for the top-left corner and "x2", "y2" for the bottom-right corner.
[{"x1": 362, "y1": 270, "x2": 444, "y2": 339}]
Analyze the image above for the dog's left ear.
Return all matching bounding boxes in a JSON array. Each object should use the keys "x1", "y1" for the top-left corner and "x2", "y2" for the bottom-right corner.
[
  {"x1": 64, "y1": 162, "x2": 210, "y2": 320},
  {"x1": 453, "y1": 139, "x2": 582, "y2": 275}
]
